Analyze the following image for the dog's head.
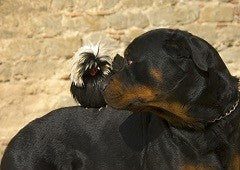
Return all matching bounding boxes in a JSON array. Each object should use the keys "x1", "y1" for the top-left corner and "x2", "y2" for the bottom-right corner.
[
  {"x1": 104, "y1": 29, "x2": 239, "y2": 128},
  {"x1": 70, "y1": 43, "x2": 125, "y2": 108}
]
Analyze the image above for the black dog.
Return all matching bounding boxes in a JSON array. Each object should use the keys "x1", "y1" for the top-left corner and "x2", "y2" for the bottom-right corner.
[
  {"x1": 2, "y1": 29, "x2": 240, "y2": 170},
  {"x1": 104, "y1": 28, "x2": 240, "y2": 169},
  {"x1": 0, "y1": 44, "x2": 144, "y2": 170}
]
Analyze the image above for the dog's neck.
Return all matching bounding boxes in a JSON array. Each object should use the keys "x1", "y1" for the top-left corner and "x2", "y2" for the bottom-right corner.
[
  {"x1": 167, "y1": 103, "x2": 240, "y2": 168},
  {"x1": 200, "y1": 94, "x2": 240, "y2": 131},
  {"x1": 208, "y1": 95, "x2": 239, "y2": 123},
  {"x1": 154, "y1": 93, "x2": 240, "y2": 130},
  {"x1": 162, "y1": 96, "x2": 240, "y2": 159},
  {"x1": 207, "y1": 93, "x2": 240, "y2": 132}
]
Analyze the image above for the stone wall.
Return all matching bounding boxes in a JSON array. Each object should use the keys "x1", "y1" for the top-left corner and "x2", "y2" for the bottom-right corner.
[{"x1": 0, "y1": 0, "x2": 240, "y2": 158}]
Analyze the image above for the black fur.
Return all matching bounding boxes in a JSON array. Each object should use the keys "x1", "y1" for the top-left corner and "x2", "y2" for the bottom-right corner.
[
  {"x1": 104, "y1": 28, "x2": 240, "y2": 169},
  {"x1": 70, "y1": 80, "x2": 107, "y2": 108},
  {"x1": 1, "y1": 29, "x2": 240, "y2": 170},
  {"x1": 0, "y1": 107, "x2": 144, "y2": 170}
]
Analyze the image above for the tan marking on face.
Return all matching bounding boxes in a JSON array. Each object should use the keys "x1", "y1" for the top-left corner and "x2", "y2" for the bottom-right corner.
[
  {"x1": 149, "y1": 68, "x2": 162, "y2": 81},
  {"x1": 232, "y1": 155, "x2": 240, "y2": 170},
  {"x1": 108, "y1": 77, "x2": 123, "y2": 92},
  {"x1": 115, "y1": 85, "x2": 156, "y2": 108},
  {"x1": 124, "y1": 86, "x2": 155, "y2": 101},
  {"x1": 105, "y1": 76, "x2": 195, "y2": 127},
  {"x1": 105, "y1": 77, "x2": 192, "y2": 125},
  {"x1": 104, "y1": 77, "x2": 156, "y2": 109}
]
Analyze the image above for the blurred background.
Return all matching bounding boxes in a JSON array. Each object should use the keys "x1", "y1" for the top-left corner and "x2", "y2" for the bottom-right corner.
[{"x1": 0, "y1": 0, "x2": 240, "y2": 158}]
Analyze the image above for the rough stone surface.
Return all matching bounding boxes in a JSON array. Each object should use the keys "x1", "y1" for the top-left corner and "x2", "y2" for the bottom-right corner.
[
  {"x1": 51, "y1": 0, "x2": 73, "y2": 11},
  {"x1": 107, "y1": 13, "x2": 128, "y2": 30},
  {"x1": 147, "y1": 4, "x2": 199, "y2": 26},
  {"x1": 220, "y1": 47, "x2": 240, "y2": 76},
  {"x1": 200, "y1": 3, "x2": 234, "y2": 22},
  {"x1": 62, "y1": 15, "x2": 108, "y2": 32},
  {"x1": 153, "y1": 0, "x2": 177, "y2": 5},
  {"x1": 216, "y1": 25, "x2": 240, "y2": 50},
  {"x1": 0, "y1": 62, "x2": 11, "y2": 82},
  {"x1": 30, "y1": 14, "x2": 63, "y2": 36},
  {"x1": 2, "y1": 39, "x2": 42, "y2": 59},
  {"x1": 73, "y1": 0, "x2": 99, "y2": 11},
  {"x1": 42, "y1": 37, "x2": 82, "y2": 58},
  {"x1": 99, "y1": 0, "x2": 119, "y2": 10},
  {"x1": 127, "y1": 11, "x2": 149, "y2": 28},
  {"x1": 0, "y1": 0, "x2": 240, "y2": 159},
  {"x1": 179, "y1": 23, "x2": 217, "y2": 45},
  {"x1": 121, "y1": 0, "x2": 153, "y2": 7}
]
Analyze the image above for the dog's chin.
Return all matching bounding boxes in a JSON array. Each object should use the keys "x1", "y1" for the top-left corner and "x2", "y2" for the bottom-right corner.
[
  {"x1": 104, "y1": 92, "x2": 145, "y2": 111},
  {"x1": 107, "y1": 101, "x2": 154, "y2": 113}
]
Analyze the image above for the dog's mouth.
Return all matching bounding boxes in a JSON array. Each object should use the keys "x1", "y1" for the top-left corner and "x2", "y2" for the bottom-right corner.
[{"x1": 103, "y1": 79, "x2": 157, "y2": 111}]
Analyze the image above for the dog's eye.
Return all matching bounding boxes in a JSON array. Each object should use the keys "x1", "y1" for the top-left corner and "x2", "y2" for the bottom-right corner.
[{"x1": 127, "y1": 60, "x2": 133, "y2": 65}]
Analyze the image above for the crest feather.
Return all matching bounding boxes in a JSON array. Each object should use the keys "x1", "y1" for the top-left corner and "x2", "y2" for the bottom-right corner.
[{"x1": 70, "y1": 42, "x2": 113, "y2": 87}]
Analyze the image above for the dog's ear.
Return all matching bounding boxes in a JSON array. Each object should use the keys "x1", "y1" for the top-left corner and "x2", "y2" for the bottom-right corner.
[
  {"x1": 112, "y1": 54, "x2": 127, "y2": 72},
  {"x1": 189, "y1": 37, "x2": 209, "y2": 72}
]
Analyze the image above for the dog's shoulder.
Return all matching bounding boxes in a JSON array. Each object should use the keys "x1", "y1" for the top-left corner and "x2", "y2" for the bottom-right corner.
[{"x1": 15, "y1": 106, "x2": 131, "y2": 137}]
